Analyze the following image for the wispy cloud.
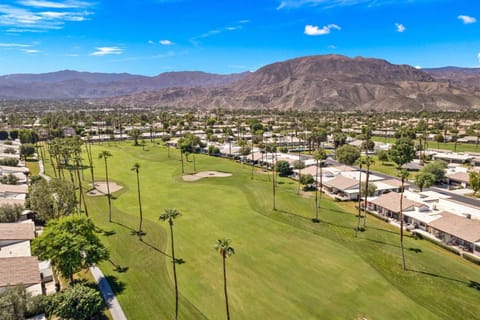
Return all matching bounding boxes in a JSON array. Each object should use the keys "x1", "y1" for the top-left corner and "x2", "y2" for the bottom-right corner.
[
  {"x1": 190, "y1": 20, "x2": 249, "y2": 46},
  {"x1": 148, "y1": 40, "x2": 154, "y2": 44},
  {"x1": 395, "y1": 22, "x2": 405, "y2": 32},
  {"x1": 0, "y1": 42, "x2": 31, "y2": 47},
  {"x1": 90, "y1": 47, "x2": 123, "y2": 56},
  {"x1": 18, "y1": 0, "x2": 90, "y2": 9},
  {"x1": 159, "y1": 39, "x2": 173, "y2": 45},
  {"x1": 458, "y1": 15, "x2": 476, "y2": 24},
  {"x1": 304, "y1": 24, "x2": 340, "y2": 36},
  {"x1": 477, "y1": 52, "x2": 480, "y2": 65},
  {"x1": 0, "y1": 1, "x2": 93, "y2": 32},
  {"x1": 22, "y1": 48, "x2": 40, "y2": 53},
  {"x1": 278, "y1": 0, "x2": 372, "y2": 9}
]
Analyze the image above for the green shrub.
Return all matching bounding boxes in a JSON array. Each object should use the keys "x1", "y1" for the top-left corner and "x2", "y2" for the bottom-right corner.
[
  {"x1": 0, "y1": 158, "x2": 19, "y2": 167},
  {"x1": 412, "y1": 231, "x2": 461, "y2": 255},
  {"x1": 462, "y1": 252, "x2": 480, "y2": 265}
]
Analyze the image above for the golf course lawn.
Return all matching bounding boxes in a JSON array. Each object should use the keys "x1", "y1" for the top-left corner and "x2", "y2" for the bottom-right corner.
[{"x1": 47, "y1": 141, "x2": 480, "y2": 319}]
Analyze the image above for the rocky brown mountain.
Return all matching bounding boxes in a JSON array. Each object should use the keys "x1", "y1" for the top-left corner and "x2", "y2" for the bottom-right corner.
[
  {"x1": 424, "y1": 67, "x2": 480, "y2": 88},
  {"x1": 98, "y1": 55, "x2": 480, "y2": 111}
]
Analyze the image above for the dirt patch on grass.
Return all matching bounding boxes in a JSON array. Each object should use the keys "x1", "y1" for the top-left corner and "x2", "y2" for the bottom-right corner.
[
  {"x1": 87, "y1": 181, "x2": 123, "y2": 196},
  {"x1": 182, "y1": 171, "x2": 232, "y2": 182}
]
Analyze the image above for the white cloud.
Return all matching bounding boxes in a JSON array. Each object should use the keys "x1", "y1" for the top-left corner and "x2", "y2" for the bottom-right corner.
[
  {"x1": 22, "y1": 49, "x2": 40, "y2": 53},
  {"x1": 458, "y1": 15, "x2": 476, "y2": 24},
  {"x1": 148, "y1": 40, "x2": 154, "y2": 44},
  {"x1": 395, "y1": 23, "x2": 406, "y2": 32},
  {"x1": 304, "y1": 24, "x2": 340, "y2": 36},
  {"x1": 90, "y1": 47, "x2": 123, "y2": 56},
  {"x1": 0, "y1": 42, "x2": 31, "y2": 47},
  {"x1": 18, "y1": 0, "x2": 91, "y2": 9},
  {"x1": 477, "y1": 52, "x2": 480, "y2": 65},
  {"x1": 414, "y1": 66, "x2": 422, "y2": 69},
  {"x1": 0, "y1": 1, "x2": 93, "y2": 32},
  {"x1": 159, "y1": 39, "x2": 173, "y2": 45}
]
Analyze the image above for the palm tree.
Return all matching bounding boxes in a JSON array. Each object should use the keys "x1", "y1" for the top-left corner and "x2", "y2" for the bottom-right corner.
[
  {"x1": 354, "y1": 159, "x2": 364, "y2": 237},
  {"x1": 313, "y1": 149, "x2": 327, "y2": 223},
  {"x1": 160, "y1": 209, "x2": 182, "y2": 320},
  {"x1": 74, "y1": 156, "x2": 88, "y2": 217},
  {"x1": 215, "y1": 238, "x2": 235, "y2": 320},
  {"x1": 132, "y1": 163, "x2": 143, "y2": 239},
  {"x1": 98, "y1": 150, "x2": 112, "y2": 222},
  {"x1": 362, "y1": 156, "x2": 374, "y2": 228},
  {"x1": 398, "y1": 169, "x2": 409, "y2": 271}
]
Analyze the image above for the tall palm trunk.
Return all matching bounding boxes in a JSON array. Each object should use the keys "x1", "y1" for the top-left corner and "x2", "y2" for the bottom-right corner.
[
  {"x1": 355, "y1": 164, "x2": 363, "y2": 237},
  {"x1": 363, "y1": 161, "x2": 370, "y2": 228},
  {"x1": 136, "y1": 170, "x2": 143, "y2": 239},
  {"x1": 104, "y1": 158, "x2": 112, "y2": 222},
  {"x1": 272, "y1": 153, "x2": 276, "y2": 211},
  {"x1": 180, "y1": 150, "x2": 184, "y2": 173},
  {"x1": 400, "y1": 178, "x2": 406, "y2": 271},
  {"x1": 223, "y1": 253, "x2": 231, "y2": 320},
  {"x1": 85, "y1": 142, "x2": 95, "y2": 189},
  {"x1": 76, "y1": 160, "x2": 88, "y2": 217},
  {"x1": 170, "y1": 221, "x2": 179, "y2": 320},
  {"x1": 314, "y1": 159, "x2": 319, "y2": 222}
]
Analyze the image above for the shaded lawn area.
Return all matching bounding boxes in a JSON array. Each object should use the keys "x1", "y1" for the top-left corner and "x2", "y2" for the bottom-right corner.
[
  {"x1": 68, "y1": 141, "x2": 480, "y2": 319},
  {"x1": 25, "y1": 159, "x2": 40, "y2": 176}
]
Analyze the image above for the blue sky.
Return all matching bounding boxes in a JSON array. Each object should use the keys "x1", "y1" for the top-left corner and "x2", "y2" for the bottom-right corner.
[{"x1": 0, "y1": 0, "x2": 478, "y2": 75}]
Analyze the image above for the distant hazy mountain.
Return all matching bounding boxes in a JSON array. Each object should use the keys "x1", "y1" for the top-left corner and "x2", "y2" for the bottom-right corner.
[
  {"x1": 424, "y1": 67, "x2": 480, "y2": 88},
  {"x1": 2, "y1": 55, "x2": 480, "y2": 112},
  {"x1": 98, "y1": 55, "x2": 480, "y2": 111},
  {"x1": 0, "y1": 70, "x2": 249, "y2": 99}
]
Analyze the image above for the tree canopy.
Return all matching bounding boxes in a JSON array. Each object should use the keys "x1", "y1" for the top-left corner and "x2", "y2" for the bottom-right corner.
[
  {"x1": 389, "y1": 138, "x2": 415, "y2": 168},
  {"x1": 275, "y1": 160, "x2": 293, "y2": 177},
  {"x1": 336, "y1": 145, "x2": 360, "y2": 165},
  {"x1": 32, "y1": 216, "x2": 109, "y2": 283}
]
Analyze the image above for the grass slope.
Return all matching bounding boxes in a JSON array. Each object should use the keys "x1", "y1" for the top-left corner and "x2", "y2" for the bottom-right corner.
[{"x1": 54, "y1": 141, "x2": 480, "y2": 319}]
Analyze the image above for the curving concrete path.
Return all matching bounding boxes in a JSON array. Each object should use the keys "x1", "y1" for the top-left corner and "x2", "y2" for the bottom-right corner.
[{"x1": 90, "y1": 266, "x2": 128, "y2": 320}]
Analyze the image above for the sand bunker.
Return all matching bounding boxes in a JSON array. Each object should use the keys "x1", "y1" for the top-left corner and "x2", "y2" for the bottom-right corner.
[
  {"x1": 87, "y1": 181, "x2": 124, "y2": 196},
  {"x1": 182, "y1": 171, "x2": 232, "y2": 182}
]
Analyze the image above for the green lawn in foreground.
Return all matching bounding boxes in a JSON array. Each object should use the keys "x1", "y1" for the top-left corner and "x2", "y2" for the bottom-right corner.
[{"x1": 48, "y1": 141, "x2": 480, "y2": 319}]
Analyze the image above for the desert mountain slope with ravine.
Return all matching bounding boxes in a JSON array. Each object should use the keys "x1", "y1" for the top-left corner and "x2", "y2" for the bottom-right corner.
[{"x1": 97, "y1": 55, "x2": 480, "y2": 111}]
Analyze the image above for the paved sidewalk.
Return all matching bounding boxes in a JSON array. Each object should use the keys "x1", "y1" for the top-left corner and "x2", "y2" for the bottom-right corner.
[{"x1": 90, "y1": 266, "x2": 127, "y2": 320}]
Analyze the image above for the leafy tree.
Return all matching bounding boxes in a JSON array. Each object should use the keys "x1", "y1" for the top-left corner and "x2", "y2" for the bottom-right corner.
[
  {"x1": 48, "y1": 283, "x2": 104, "y2": 320},
  {"x1": 0, "y1": 174, "x2": 19, "y2": 185},
  {"x1": 421, "y1": 160, "x2": 446, "y2": 183},
  {"x1": 377, "y1": 150, "x2": 389, "y2": 164},
  {"x1": 9, "y1": 130, "x2": 18, "y2": 140},
  {"x1": 32, "y1": 216, "x2": 109, "y2": 284},
  {"x1": 293, "y1": 160, "x2": 305, "y2": 194},
  {"x1": 159, "y1": 209, "x2": 182, "y2": 320},
  {"x1": 20, "y1": 143, "x2": 35, "y2": 161},
  {"x1": 336, "y1": 144, "x2": 360, "y2": 165},
  {"x1": 99, "y1": 150, "x2": 113, "y2": 222},
  {"x1": 275, "y1": 160, "x2": 292, "y2": 177},
  {"x1": 415, "y1": 172, "x2": 436, "y2": 191},
  {"x1": 28, "y1": 178, "x2": 75, "y2": 222},
  {"x1": 208, "y1": 145, "x2": 220, "y2": 156},
  {"x1": 470, "y1": 171, "x2": 480, "y2": 196},
  {"x1": 299, "y1": 174, "x2": 314, "y2": 190},
  {"x1": 389, "y1": 138, "x2": 415, "y2": 169},
  {"x1": 215, "y1": 238, "x2": 235, "y2": 320},
  {"x1": 359, "y1": 182, "x2": 377, "y2": 197},
  {"x1": 0, "y1": 285, "x2": 28, "y2": 320}
]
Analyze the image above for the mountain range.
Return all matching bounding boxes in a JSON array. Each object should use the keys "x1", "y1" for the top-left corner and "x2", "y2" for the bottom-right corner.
[{"x1": 1, "y1": 55, "x2": 480, "y2": 112}]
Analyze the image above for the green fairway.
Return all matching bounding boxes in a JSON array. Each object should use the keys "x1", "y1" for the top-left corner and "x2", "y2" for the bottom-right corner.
[
  {"x1": 55, "y1": 141, "x2": 480, "y2": 319},
  {"x1": 372, "y1": 136, "x2": 480, "y2": 154}
]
